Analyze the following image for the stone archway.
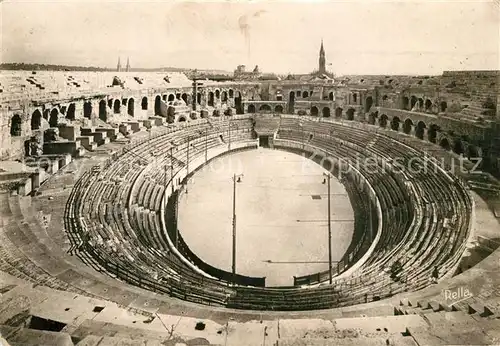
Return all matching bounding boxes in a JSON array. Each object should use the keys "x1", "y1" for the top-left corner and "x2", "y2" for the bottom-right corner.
[
  {"x1": 215, "y1": 90, "x2": 220, "y2": 99},
  {"x1": 66, "y1": 103, "x2": 76, "y2": 120},
  {"x1": 222, "y1": 91, "x2": 228, "y2": 102},
  {"x1": 390, "y1": 116, "x2": 400, "y2": 131},
  {"x1": 365, "y1": 96, "x2": 373, "y2": 113},
  {"x1": 410, "y1": 96, "x2": 418, "y2": 110},
  {"x1": 310, "y1": 106, "x2": 319, "y2": 116},
  {"x1": 303, "y1": 91, "x2": 309, "y2": 98},
  {"x1": 322, "y1": 107, "x2": 331, "y2": 118},
  {"x1": 328, "y1": 92, "x2": 334, "y2": 101},
  {"x1": 128, "y1": 98, "x2": 135, "y2": 116},
  {"x1": 182, "y1": 93, "x2": 188, "y2": 105},
  {"x1": 31, "y1": 110, "x2": 42, "y2": 130},
  {"x1": 247, "y1": 104, "x2": 256, "y2": 113},
  {"x1": 235, "y1": 91, "x2": 243, "y2": 114},
  {"x1": 439, "y1": 137, "x2": 451, "y2": 151},
  {"x1": 403, "y1": 119, "x2": 413, "y2": 134},
  {"x1": 335, "y1": 107, "x2": 343, "y2": 119},
  {"x1": 379, "y1": 114, "x2": 388, "y2": 128},
  {"x1": 346, "y1": 108, "x2": 355, "y2": 121},
  {"x1": 168, "y1": 94, "x2": 175, "y2": 102},
  {"x1": 275, "y1": 105, "x2": 284, "y2": 113},
  {"x1": 260, "y1": 104, "x2": 272, "y2": 113},
  {"x1": 229, "y1": 89, "x2": 234, "y2": 98},
  {"x1": 113, "y1": 99, "x2": 121, "y2": 114},
  {"x1": 99, "y1": 100, "x2": 107, "y2": 122},
  {"x1": 425, "y1": 99, "x2": 432, "y2": 111},
  {"x1": 83, "y1": 102, "x2": 92, "y2": 118},
  {"x1": 49, "y1": 109, "x2": 59, "y2": 127},
  {"x1": 141, "y1": 97, "x2": 148, "y2": 110},
  {"x1": 10, "y1": 114, "x2": 22, "y2": 136},
  {"x1": 440, "y1": 101, "x2": 447, "y2": 112},
  {"x1": 155, "y1": 96, "x2": 162, "y2": 115},
  {"x1": 415, "y1": 121, "x2": 426, "y2": 140},
  {"x1": 428, "y1": 124, "x2": 440, "y2": 143},
  {"x1": 208, "y1": 92, "x2": 215, "y2": 107}
]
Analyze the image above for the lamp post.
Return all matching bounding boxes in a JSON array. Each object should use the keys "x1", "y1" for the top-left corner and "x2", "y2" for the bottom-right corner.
[
  {"x1": 232, "y1": 173, "x2": 243, "y2": 283},
  {"x1": 322, "y1": 172, "x2": 333, "y2": 284}
]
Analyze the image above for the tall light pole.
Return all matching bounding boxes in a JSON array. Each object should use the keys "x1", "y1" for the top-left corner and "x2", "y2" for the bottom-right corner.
[
  {"x1": 323, "y1": 172, "x2": 333, "y2": 284},
  {"x1": 232, "y1": 173, "x2": 243, "y2": 282}
]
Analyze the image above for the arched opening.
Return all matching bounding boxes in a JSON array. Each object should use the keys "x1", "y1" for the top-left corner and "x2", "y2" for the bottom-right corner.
[
  {"x1": 415, "y1": 121, "x2": 426, "y2": 140},
  {"x1": 259, "y1": 104, "x2": 272, "y2": 113},
  {"x1": 379, "y1": 114, "x2": 388, "y2": 128},
  {"x1": 425, "y1": 99, "x2": 432, "y2": 111},
  {"x1": 428, "y1": 124, "x2": 440, "y2": 143},
  {"x1": 229, "y1": 89, "x2": 234, "y2": 98},
  {"x1": 402, "y1": 96, "x2": 409, "y2": 110},
  {"x1": 440, "y1": 101, "x2": 447, "y2": 112},
  {"x1": 247, "y1": 104, "x2": 256, "y2": 113},
  {"x1": 155, "y1": 95, "x2": 162, "y2": 115},
  {"x1": 296, "y1": 91, "x2": 302, "y2": 97},
  {"x1": 181, "y1": 93, "x2": 188, "y2": 105},
  {"x1": 43, "y1": 109, "x2": 49, "y2": 120},
  {"x1": 66, "y1": 103, "x2": 76, "y2": 120},
  {"x1": 162, "y1": 95, "x2": 168, "y2": 101},
  {"x1": 49, "y1": 109, "x2": 59, "y2": 127},
  {"x1": 288, "y1": 91, "x2": 295, "y2": 113},
  {"x1": 168, "y1": 94, "x2": 175, "y2": 102},
  {"x1": 275, "y1": 105, "x2": 284, "y2": 113},
  {"x1": 176, "y1": 93, "x2": 181, "y2": 100},
  {"x1": 108, "y1": 99, "x2": 113, "y2": 109},
  {"x1": 213, "y1": 109, "x2": 221, "y2": 117},
  {"x1": 31, "y1": 110, "x2": 42, "y2": 130},
  {"x1": 352, "y1": 93, "x2": 357, "y2": 103},
  {"x1": 222, "y1": 91, "x2": 228, "y2": 102},
  {"x1": 390, "y1": 116, "x2": 400, "y2": 131},
  {"x1": 215, "y1": 90, "x2": 220, "y2": 99},
  {"x1": 365, "y1": 96, "x2": 373, "y2": 113},
  {"x1": 368, "y1": 112, "x2": 378, "y2": 125},
  {"x1": 418, "y1": 98, "x2": 424, "y2": 109},
  {"x1": 224, "y1": 108, "x2": 233, "y2": 116},
  {"x1": 83, "y1": 102, "x2": 92, "y2": 118},
  {"x1": 197, "y1": 93, "x2": 201, "y2": 104},
  {"x1": 335, "y1": 107, "x2": 343, "y2": 119},
  {"x1": 346, "y1": 108, "x2": 355, "y2": 121},
  {"x1": 322, "y1": 107, "x2": 330, "y2": 117},
  {"x1": 141, "y1": 97, "x2": 148, "y2": 110},
  {"x1": 127, "y1": 98, "x2": 135, "y2": 116},
  {"x1": 453, "y1": 139, "x2": 465, "y2": 155},
  {"x1": 122, "y1": 98, "x2": 127, "y2": 106},
  {"x1": 208, "y1": 92, "x2": 215, "y2": 107},
  {"x1": 178, "y1": 116, "x2": 187, "y2": 122},
  {"x1": 410, "y1": 96, "x2": 418, "y2": 110},
  {"x1": 10, "y1": 114, "x2": 22, "y2": 136},
  {"x1": 310, "y1": 106, "x2": 319, "y2": 116},
  {"x1": 235, "y1": 92, "x2": 243, "y2": 114},
  {"x1": 439, "y1": 137, "x2": 451, "y2": 151},
  {"x1": 190, "y1": 112, "x2": 197, "y2": 120},
  {"x1": 113, "y1": 99, "x2": 121, "y2": 114},
  {"x1": 99, "y1": 100, "x2": 107, "y2": 122},
  {"x1": 328, "y1": 92, "x2": 334, "y2": 101},
  {"x1": 302, "y1": 91, "x2": 309, "y2": 98},
  {"x1": 403, "y1": 119, "x2": 413, "y2": 134}
]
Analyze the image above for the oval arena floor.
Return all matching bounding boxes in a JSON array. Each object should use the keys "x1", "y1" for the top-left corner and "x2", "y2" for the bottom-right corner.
[{"x1": 178, "y1": 149, "x2": 354, "y2": 286}]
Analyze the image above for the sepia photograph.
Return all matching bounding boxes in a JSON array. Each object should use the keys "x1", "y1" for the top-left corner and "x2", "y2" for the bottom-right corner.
[{"x1": 0, "y1": 0, "x2": 499, "y2": 345}]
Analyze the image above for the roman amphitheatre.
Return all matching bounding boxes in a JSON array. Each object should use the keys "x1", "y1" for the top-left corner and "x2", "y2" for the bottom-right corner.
[{"x1": 1, "y1": 38, "x2": 500, "y2": 346}]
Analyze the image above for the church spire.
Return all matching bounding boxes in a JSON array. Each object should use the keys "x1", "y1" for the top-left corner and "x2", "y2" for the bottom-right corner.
[
  {"x1": 319, "y1": 40, "x2": 326, "y2": 74},
  {"x1": 126, "y1": 57, "x2": 130, "y2": 72},
  {"x1": 117, "y1": 57, "x2": 122, "y2": 72}
]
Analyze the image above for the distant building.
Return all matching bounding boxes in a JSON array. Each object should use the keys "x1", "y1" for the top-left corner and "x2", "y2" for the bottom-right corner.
[{"x1": 117, "y1": 57, "x2": 121, "y2": 72}]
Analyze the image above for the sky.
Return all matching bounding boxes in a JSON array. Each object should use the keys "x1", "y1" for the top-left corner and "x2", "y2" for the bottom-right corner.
[{"x1": 1, "y1": 0, "x2": 499, "y2": 75}]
